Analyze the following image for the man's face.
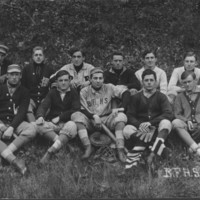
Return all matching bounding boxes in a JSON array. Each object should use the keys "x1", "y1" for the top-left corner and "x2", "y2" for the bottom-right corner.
[
  {"x1": 142, "y1": 74, "x2": 156, "y2": 91},
  {"x1": 0, "y1": 52, "x2": 6, "y2": 64},
  {"x1": 144, "y1": 53, "x2": 157, "y2": 69},
  {"x1": 32, "y1": 50, "x2": 45, "y2": 64},
  {"x1": 112, "y1": 55, "x2": 124, "y2": 70},
  {"x1": 72, "y1": 51, "x2": 85, "y2": 67},
  {"x1": 184, "y1": 56, "x2": 197, "y2": 71},
  {"x1": 182, "y1": 75, "x2": 196, "y2": 92},
  {"x1": 7, "y1": 72, "x2": 21, "y2": 86},
  {"x1": 90, "y1": 73, "x2": 104, "y2": 90},
  {"x1": 57, "y1": 75, "x2": 70, "y2": 91}
]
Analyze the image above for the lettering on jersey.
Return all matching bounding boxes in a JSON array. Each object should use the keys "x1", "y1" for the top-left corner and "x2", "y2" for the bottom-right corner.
[
  {"x1": 84, "y1": 76, "x2": 89, "y2": 81},
  {"x1": 87, "y1": 98, "x2": 108, "y2": 107}
]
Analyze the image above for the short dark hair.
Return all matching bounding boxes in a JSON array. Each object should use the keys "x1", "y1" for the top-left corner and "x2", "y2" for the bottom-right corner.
[
  {"x1": 181, "y1": 70, "x2": 196, "y2": 80},
  {"x1": 68, "y1": 47, "x2": 85, "y2": 57},
  {"x1": 112, "y1": 51, "x2": 124, "y2": 59},
  {"x1": 142, "y1": 49, "x2": 157, "y2": 59},
  {"x1": 56, "y1": 70, "x2": 70, "y2": 80},
  {"x1": 183, "y1": 51, "x2": 198, "y2": 61},
  {"x1": 32, "y1": 46, "x2": 44, "y2": 55},
  {"x1": 142, "y1": 69, "x2": 157, "y2": 81}
]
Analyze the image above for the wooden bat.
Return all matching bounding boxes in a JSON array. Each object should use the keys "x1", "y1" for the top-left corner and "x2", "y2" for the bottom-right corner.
[{"x1": 102, "y1": 123, "x2": 128, "y2": 153}]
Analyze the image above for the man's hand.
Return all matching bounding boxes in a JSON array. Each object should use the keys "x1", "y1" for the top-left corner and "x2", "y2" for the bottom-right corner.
[
  {"x1": 52, "y1": 116, "x2": 60, "y2": 124},
  {"x1": 187, "y1": 121, "x2": 194, "y2": 131},
  {"x1": 0, "y1": 74, "x2": 6, "y2": 84},
  {"x1": 41, "y1": 77, "x2": 49, "y2": 87},
  {"x1": 111, "y1": 108, "x2": 124, "y2": 118},
  {"x1": 70, "y1": 80, "x2": 80, "y2": 89},
  {"x1": 139, "y1": 122, "x2": 151, "y2": 133},
  {"x1": 36, "y1": 117, "x2": 45, "y2": 125},
  {"x1": 2, "y1": 126, "x2": 14, "y2": 140},
  {"x1": 93, "y1": 114, "x2": 102, "y2": 130},
  {"x1": 80, "y1": 81, "x2": 90, "y2": 89}
]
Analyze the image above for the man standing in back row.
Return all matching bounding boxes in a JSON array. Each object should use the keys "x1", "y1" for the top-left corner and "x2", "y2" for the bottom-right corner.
[
  {"x1": 21, "y1": 46, "x2": 54, "y2": 122},
  {"x1": 135, "y1": 49, "x2": 168, "y2": 95},
  {"x1": 50, "y1": 47, "x2": 94, "y2": 93}
]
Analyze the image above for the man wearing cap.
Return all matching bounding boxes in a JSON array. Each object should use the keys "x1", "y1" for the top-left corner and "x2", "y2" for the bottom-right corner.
[
  {"x1": 35, "y1": 70, "x2": 80, "y2": 164},
  {"x1": 0, "y1": 64, "x2": 36, "y2": 175},
  {"x1": 50, "y1": 47, "x2": 94, "y2": 93},
  {"x1": 0, "y1": 44, "x2": 12, "y2": 84},
  {"x1": 71, "y1": 67, "x2": 130, "y2": 162},
  {"x1": 21, "y1": 46, "x2": 54, "y2": 122}
]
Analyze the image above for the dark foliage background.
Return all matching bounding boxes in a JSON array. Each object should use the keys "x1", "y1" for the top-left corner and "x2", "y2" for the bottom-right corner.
[{"x1": 1, "y1": 0, "x2": 200, "y2": 78}]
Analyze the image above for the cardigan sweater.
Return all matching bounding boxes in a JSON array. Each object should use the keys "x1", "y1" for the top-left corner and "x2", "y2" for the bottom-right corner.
[
  {"x1": 36, "y1": 87, "x2": 80, "y2": 122},
  {"x1": 21, "y1": 62, "x2": 54, "y2": 106},
  {"x1": 0, "y1": 84, "x2": 30, "y2": 129},
  {"x1": 126, "y1": 90, "x2": 173, "y2": 128},
  {"x1": 104, "y1": 67, "x2": 141, "y2": 90},
  {"x1": 174, "y1": 89, "x2": 200, "y2": 123}
]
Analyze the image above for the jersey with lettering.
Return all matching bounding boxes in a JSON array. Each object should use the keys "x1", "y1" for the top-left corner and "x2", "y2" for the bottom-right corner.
[{"x1": 80, "y1": 83, "x2": 127, "y2": 117}]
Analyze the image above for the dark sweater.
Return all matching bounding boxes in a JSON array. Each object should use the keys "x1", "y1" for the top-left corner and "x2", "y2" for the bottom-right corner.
[
  {"x1": 126, "y1": 91, "x2": 173, "y2": 128},
  {"x1": 36, "y1": 87, "x2": 80, "y2": 122},
  {"x1": 0, "y1": 84, "x2": 30, "y2": 129},
  {"x1": 21, "y1": 62, "x2": 54, "y2": 107},
  {"x1": 104, "y1": 68, "x2": 141, "y2": 90}
]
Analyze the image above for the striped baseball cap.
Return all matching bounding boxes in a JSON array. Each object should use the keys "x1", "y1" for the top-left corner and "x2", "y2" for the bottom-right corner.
[
  {"x1": 7, "y1": 64, "x2": 21, "y2": 73},
  {"x1": 90, "y1": 67, "x2": 103, "y2": 76}
]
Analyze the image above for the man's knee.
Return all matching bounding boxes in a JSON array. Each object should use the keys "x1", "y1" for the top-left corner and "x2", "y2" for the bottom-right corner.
[
  {"x1": 115, "y1": 113, "x2": 127, "y2": 124},
  {"x1": 61, "y1": 121, "x2": 77, "y2": 139},
  {"x1": 172, "y1": 119, "x2": 186, "y2": 130},
  {"x1": 158, "y1": 119, "x2": 172, "y2": 133},
  {"x1": 20, "y1": 123, "x2": 37, "y2": 139},
  {"x1": 71, "y1": 111, "x2": 86, "y2": 124},
  {"x1": 123, "y1": 125, "x2": 137, "y2": 139}
]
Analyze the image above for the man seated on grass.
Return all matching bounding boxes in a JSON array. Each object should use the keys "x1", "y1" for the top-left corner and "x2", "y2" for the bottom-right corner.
[
  {"x1": 35, "y1": 70, "x2": 80, "y2": 165},
  {"x1": 0, "y1": 64, "x2": 36, "y2": 175},
  {"x1": 50, "y1": 47, "x2": 94, "y2": 93},
  {"x1": 123, "y1": 69, "x2": 173, "y2": 169},
  {"x1": 135, "y1": 49, "x2": 168, "y2": 95},
  {"x1": 168, "y1": 51, "x2": 200, "y2": 104},
  {"x1": 71, "y1": 67, "x2": 130, "y2": 162},
  {"x1": 172, "y1": 71, "x2": 200, "y2": 158}
]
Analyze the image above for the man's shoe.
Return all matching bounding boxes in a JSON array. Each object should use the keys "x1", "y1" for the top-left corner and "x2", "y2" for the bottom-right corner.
[
  {"x1": 40, "y1": 151, "x2": 52, "y2": 165},
  {"x1": 81, "y1": 144, "x2": 92, "y2": 160},
  {"x1": 117, "y1": 148, "x2": 126, "y2": 163},
  {"x1": 12, "y1": 158, "x2": 27, "y2": 175}
]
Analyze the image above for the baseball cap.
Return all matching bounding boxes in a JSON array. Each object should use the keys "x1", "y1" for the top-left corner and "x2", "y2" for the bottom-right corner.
[
  {"x1": 90, "y1": 67, "x2": 103, "y2": 76},
  {"x1": 7, "y1": 64, "x2": 21, "y2": 73}
]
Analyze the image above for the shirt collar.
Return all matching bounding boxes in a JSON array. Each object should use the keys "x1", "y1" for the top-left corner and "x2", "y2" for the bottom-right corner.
[
  {"x1": 109, "y1": 67, "x2": 126, "y2": 74},
  {"x1": 69, "y1": 62, "x2": 87, "y2": 70},
  {"x1": 57, "y1": 87, "x2": 71, "y2": 94},
  {"x1": 143, "y1": 88, "x2": 157, "y2": 98}
]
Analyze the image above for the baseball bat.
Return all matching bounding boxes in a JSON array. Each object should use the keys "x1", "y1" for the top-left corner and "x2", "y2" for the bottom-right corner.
[
  {"x1": 102, "y1": 123, "x2": 116, "y2": 143},
  {"x1": 102, "y1": 123, "x2": 128, "y2": 153}
]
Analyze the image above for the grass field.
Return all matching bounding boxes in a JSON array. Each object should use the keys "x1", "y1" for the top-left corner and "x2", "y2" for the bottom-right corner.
[{"x1": 0, "y1": 133, "x2": 200, "y2": 199}]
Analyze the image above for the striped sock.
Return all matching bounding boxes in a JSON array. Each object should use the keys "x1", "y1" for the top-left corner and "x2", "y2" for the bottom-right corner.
[{"x1": 125, "y1": 146, "x2": 145, "y2": 169}]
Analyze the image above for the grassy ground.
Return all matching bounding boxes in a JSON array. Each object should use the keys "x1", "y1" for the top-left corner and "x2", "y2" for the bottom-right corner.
[{"x1": 0, "y1": 133, "x2": 200, "y2": 199}]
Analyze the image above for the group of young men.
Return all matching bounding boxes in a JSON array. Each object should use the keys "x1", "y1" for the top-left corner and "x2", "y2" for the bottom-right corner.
[{"x1": 0, "y1": 43, "x2": 199, "y2": 175}]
